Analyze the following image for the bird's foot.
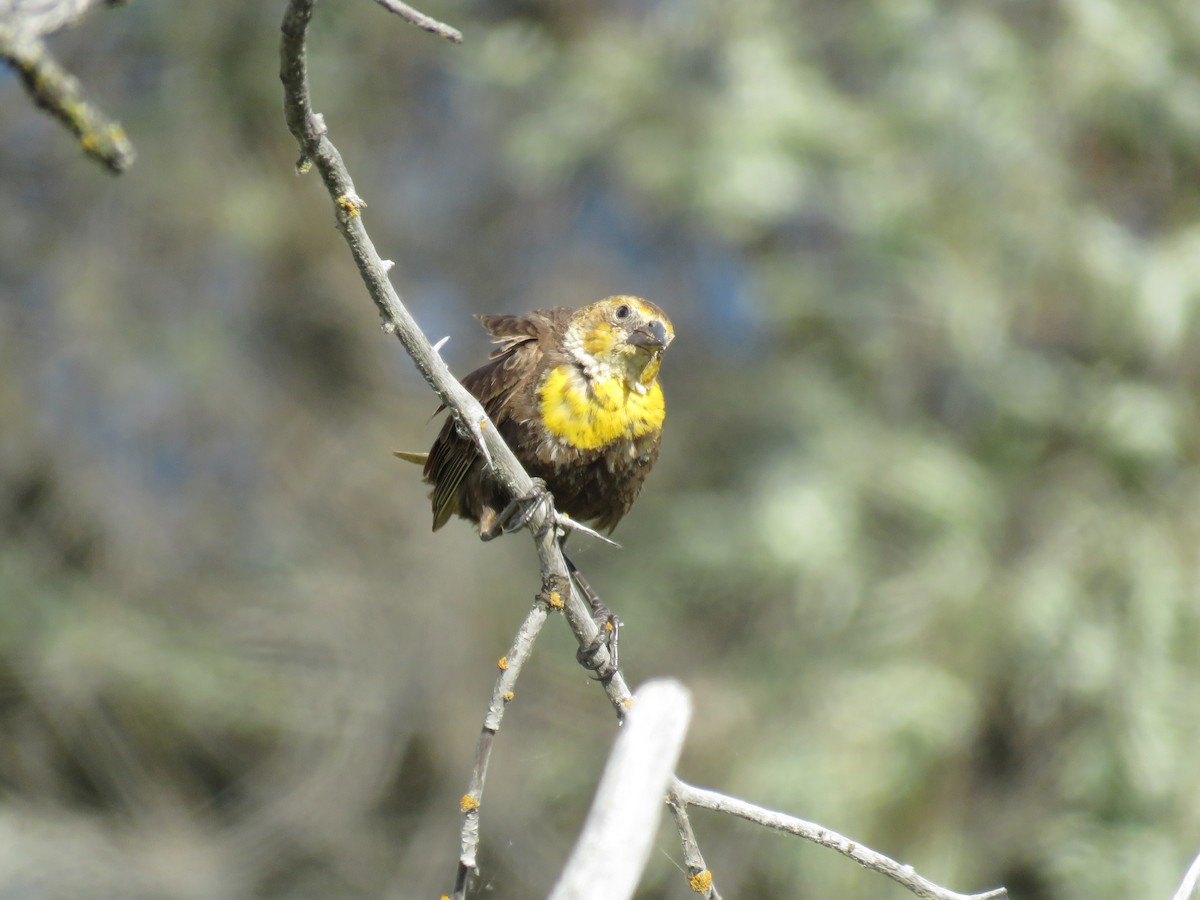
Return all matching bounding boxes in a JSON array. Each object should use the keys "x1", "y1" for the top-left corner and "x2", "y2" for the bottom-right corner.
[
  {"x1": 481, "y1": 481, "x2": 621, "y2": 547},
  {"x1": 567, "y1": 558, "x2": 620, "y2": 679},
  {"x1": 481, "y1": 478, "x2": 554, "y2": 541},
  {"x1": 575, "y1": 613, "x2": 620, "y2": 681}
]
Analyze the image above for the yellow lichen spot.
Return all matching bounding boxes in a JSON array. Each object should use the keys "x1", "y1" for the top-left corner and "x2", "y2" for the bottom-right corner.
[
  {"x1": 604, "y1": 620, "x2": 615, "y2": 633},
  {"x1": 80, "y1": 133, "x2": 98, "y2": 153},
  {"x1": 688, "y1": 870, "x2": 713, "y2": 892},
  {"x1": 502, "y1": 691, "x2": 515, "y2": 702},
  {"x1": 547, "y1": 591, "x2": 564, "y2": 609},
  {"x1": 497, "y1": 656, "x2": 509, "y2": 670},
  {"x1": 336, "y1": 194, "x2": 364, "y2": 217},
  {"x1": 623, "y1": 697, "x2": 634, "y2": 710},
  {"x1": 460, "y1": 794, "x2": 479, "y2": 812}
]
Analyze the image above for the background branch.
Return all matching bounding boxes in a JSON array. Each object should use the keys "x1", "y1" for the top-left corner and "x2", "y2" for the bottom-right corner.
[
  {"x1": 371, "y1": 0, "x2": 461, "y2": 43},
  {"x1": 0, "y1": 0, "x2": 135, "y2": 172},
  {"x1": 549, "y1": 680, "x2": 692, "y2": 900},
  {"x1": 672, "y1": 780, "x2": 1007, "y2": 900},
  {"x1": 1173, "y1": 849, "x2": 1200, "y2": 900},
  {"x1": 0, "y1": 0, "x2": 122, "y2": 37}
]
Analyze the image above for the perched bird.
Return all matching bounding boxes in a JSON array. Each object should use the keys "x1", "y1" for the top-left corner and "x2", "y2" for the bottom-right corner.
[{"x1": 397, "y1": 296, "x2": 674, "y2": 538}]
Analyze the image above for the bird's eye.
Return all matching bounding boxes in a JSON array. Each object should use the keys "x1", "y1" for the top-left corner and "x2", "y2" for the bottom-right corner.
[{"x1": 616, "y1": 304, "x2": 631, "y2": 319}]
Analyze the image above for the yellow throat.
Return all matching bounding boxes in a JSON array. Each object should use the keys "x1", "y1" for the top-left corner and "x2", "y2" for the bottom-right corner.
[{"x1": 538, "y1": 365, "x2": 665, "y2": 451}]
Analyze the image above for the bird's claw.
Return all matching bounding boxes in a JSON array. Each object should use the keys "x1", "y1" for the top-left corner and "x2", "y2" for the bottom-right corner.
[
  {"x1": 485, "y1": 481, "x2": 621, "y2": 547},
  {"x1": 566, "y1": 558, "x2": 620, "y2": 678},
  {"x1": 576, "y1": 614, "x2": 620, "y2": 680},
  {"x1": 480, "y1": 478, "x2": 554, "y2": 541}
]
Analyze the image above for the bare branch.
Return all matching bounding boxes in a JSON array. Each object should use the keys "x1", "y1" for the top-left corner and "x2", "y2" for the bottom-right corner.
[
  {"x1": 672, "y1": 780, "x2": 1007, "y2": 900},
  {"x1": 0, "y1": 0, "x2": 135, "y2": 172},
  {"x1": 279, "y1": 6, "x2": 636, "y2": 896},
  {"x1": 0, "y1": 0, "x2": 123, "y2": 40},
  {"x1": 1173, "y1": 848, "x2": 1200, "y2": 900},
  {"x1": 279, "y1": 7, "x2": 1008, "y2": 900},
  {"x1": 453, "y1": 591, "x2": 553, "y2": 896},
  {"x1": 549, "y1": 680, "x2": 692, "y2": 900},
  {"x1": 665, "y1": 783, "x2": 721, "y2": 900},
  {"x1": 280, "y1": 1, "x2": 498, "y2": 493},
  {"x1": 372, "y1": 0, "x2": 461, "y2": 43}
]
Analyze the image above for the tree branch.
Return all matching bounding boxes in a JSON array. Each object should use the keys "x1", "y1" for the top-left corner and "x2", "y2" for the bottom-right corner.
[
  {"x1": 666, "y1": 783, "x2": 721, "y2": 900},
  {"x1": 371, "y1": 0, "x2": 461, "y2": 43},
  {"x1": 549, "y1": 680, "x2": 692, "y2": 900},
  {"x1": 671, "y1": 780, "x2": 1008, "y2": 900},
  {"x1": 452, "y1": 589, "x2": 553, "y2": 896},
  {"x1": 0, "y1": 0, "x2": 125, "y2": 37},
  {"x1": 279, "y1": 4, "x2": 635, "y2": 892},
  {"x1": 0, "y1": 0, "x2": 135, "y2": 172},
  {"x1": 1173, "y1": 848, "x2": 1200, "y2": 900},
  {"x1": 278, "y1": 6, "x2": 1009, "y2": 900}
]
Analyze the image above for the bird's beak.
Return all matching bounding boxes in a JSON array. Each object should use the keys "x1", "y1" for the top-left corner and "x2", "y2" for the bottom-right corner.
[{"x1": 627, "y1": 320, "x2": 669, "y2": 350}]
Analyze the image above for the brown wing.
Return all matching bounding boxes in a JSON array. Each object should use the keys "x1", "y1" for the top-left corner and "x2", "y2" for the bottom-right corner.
[{"x1": 423, "y1": 309, "x2": 569, "y2": 529}]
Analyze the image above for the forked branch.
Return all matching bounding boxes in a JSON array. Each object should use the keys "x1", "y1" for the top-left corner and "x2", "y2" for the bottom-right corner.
[
  {"x1": 671, "y1": 780, "x2": 1007, "y2": 900},
  {"x1": 279, "y1": 4, "x2": 630, "y2": 896},
  {"x1": 277, "y1": 4, "x2": 1008, "y2": 900}
]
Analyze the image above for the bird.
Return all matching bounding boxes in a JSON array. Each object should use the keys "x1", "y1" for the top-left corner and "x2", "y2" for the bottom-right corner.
[{"x1": 396, "y1": 295, "x2": 674, "y2": 539}]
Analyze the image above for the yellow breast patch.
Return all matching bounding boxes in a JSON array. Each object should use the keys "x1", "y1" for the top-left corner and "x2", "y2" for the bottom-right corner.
[{"x1": 538, "y1": 365, "x2": 665, "y2": 451}]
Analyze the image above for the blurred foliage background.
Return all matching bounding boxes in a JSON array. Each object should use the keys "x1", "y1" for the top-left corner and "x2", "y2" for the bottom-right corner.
[{"x1": 3, "y1": 1, "x2": 1200, "y2": 897}]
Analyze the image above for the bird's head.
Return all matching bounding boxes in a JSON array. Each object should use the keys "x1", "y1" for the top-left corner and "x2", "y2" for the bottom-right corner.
[{"x1": 565, "y1": 296, "x2": 674, "y2": 393}]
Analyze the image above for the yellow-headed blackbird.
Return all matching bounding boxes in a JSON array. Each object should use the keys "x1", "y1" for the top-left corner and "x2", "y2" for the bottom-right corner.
[{"x1": 397, "y1": 296, "x2": 673, "y2": 537}]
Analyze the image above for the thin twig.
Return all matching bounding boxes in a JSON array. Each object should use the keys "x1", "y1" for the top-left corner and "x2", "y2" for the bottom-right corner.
[
  {"x1": 280, "y1": 0, "x2": 495, "y2": 482},
  {"x1": 449, "y1": 501, "x2": 633, "y2": 898},
  {"x1": 0, "y1": 24, "x2": 135, "y2": 173},
  {"x1": 665, "y1": 782, "x2": 722, "y2": 900},
  {"x1": 372, "y1": 0, "x2": 462, "y2": 43},
  {"x1": 672, "y1": 780, "x2": 1008, "y2": 900},
  {"x1": 452, "y1": 589, "x2": 553, "y2": 899}
]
